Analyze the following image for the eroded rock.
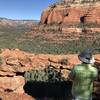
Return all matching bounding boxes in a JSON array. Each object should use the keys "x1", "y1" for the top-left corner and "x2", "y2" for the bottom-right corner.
[
  {"x1": 0, "y1": 76, "x2": 25, "y2": 93},
  {"x1": 0, "y1": 49, "x2": 99, "y2": 99}
]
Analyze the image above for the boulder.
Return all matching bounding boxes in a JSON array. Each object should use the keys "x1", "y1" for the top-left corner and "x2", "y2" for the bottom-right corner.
[{"x1": 0, "y1": 76, "x2": 25, "y2": 93}]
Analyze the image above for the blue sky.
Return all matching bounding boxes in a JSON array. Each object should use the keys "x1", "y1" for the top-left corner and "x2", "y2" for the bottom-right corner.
[{"x1": 0, "y1": 0, "x2": 56, "y2": 20}]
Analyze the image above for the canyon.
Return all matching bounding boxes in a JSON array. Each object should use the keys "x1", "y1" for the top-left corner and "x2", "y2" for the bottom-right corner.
[{"x1": 0, "y1": 1, "x2": 100, "y2": 100}]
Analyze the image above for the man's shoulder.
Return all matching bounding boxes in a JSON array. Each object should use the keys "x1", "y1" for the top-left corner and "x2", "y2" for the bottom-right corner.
[
  {"x1": 89, "y1": 65, "x2": 98, "y2": 72},
  {"x1": 73, "y1": 64, "x2": 98, "y2": 72},
  {"x1": 73, "y1": 64, "x2": 84, "y2": 69},
  {"x1": 74, "y1": 64, "x2": 85, "y2": 67}
]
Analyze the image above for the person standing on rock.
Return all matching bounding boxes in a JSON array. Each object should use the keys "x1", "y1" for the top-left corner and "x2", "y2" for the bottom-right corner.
[{"x1": 69, "y1": 49, "x2": 98, "y2": 100}]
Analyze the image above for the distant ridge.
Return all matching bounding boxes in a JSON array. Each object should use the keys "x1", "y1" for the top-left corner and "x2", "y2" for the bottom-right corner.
[
  {"x1": 0, "y1": 17, "x2": 39, "y2": 28},
  {"x1": 0, "y1": 17, "x2": 39, "y2": 23}
]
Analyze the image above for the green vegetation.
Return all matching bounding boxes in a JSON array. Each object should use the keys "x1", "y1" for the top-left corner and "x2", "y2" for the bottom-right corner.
[
  {"x1": 76, "y1": 23, "x2": 100, "y2": 28},
  {"x1": 0, "y1": 25, "x2": 100, "y2": 54},
  {"x1": 24, "y1": 66, "x2": 64, "y2": 82},
  {"x1": 0, "y1": 26, "x2": 31, "y2": 49},
  {"x1": 20, "y1": 34, "x2": 100, "y2": 54}
]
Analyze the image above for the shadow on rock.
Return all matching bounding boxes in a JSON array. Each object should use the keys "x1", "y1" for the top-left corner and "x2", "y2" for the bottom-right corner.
[{"x1": 24, "y1": 81, "x2": 72, "y2": 99}]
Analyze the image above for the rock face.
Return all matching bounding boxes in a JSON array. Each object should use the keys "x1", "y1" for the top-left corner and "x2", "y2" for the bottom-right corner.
[
  {"x1": 61, "y1": 27, "x2": 100, "y2": 33},
  {"x1": 40, "y1": 2, "x2": 100, "y2": 25},
  {"x1": 0, "y1": 92, "x2": 34, "y2": 100},
  {"x1": 0, "y1": 76, "x2": 25, "y2": 93},
  {"x1": 0, "y1": 49, "x2": 99, "y2": 99}
]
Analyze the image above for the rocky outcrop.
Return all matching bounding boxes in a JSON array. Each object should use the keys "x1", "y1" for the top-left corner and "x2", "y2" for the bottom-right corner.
[
  {"x1": 62, "y1": 27, "x2": 100, "y2": 33},
  {"x1": 47, "y1": 7, "x2": 68, "y2": 24},
  {"x1": 62, "y1": 27, "x2": 82, "y2": 33},
  {"x1": 40, "y1": 2, "x2": 100, "y2": 25},
  {"x1": 40, "y1": 8, "x2": 52, "y2": 24},
  {"x1": 0, "y1": 49, "x2": 99, "y2": 99},
  {"x1": 0, "y1": 92, "x2": 34, "y2": 100},
  {"x1": 0, "y1": 48, "x2": 79, "y2": 76},
  {"x1": 0, "y1": 76, "x2": 25, "y2": 93}
]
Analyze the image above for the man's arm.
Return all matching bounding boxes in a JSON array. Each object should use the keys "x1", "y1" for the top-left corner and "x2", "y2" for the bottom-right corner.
[
  {"x1": 68, "y1": 67, "x2": 76, "y2": 81},
  {"x1": 92, "y1": 67, "x2": 98, "y2": 81}
]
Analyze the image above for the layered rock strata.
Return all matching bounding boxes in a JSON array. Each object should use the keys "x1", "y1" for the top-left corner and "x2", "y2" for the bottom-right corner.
[{"x1": 40, "y1": 2, "x2": 100, "y2": 25}]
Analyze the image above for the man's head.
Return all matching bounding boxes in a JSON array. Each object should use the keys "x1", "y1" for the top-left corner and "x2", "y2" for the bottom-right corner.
[{"x1": 78, "y1": 49, "x2": 95, "y2": 64}]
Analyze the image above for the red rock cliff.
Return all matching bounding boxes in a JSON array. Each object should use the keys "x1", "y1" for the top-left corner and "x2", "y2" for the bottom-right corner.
[{"x1": 40, "y1": 2, "x2": 100, "y2": 25}]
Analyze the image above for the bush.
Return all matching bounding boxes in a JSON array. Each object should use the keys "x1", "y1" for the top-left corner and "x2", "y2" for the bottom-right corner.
[{"x1": 24, "y1": 66, "x2": 64, "y2": 82}]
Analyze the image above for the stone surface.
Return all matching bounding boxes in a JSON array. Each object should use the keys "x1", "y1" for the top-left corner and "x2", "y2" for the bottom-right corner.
[
  {"x1": 62, "y1": 27, "x2": 100, "y2": 33},
  {"x1": 0, "y1": 92, "x2": 34, "y2": 100},
  {"x1": 0, "y1": 71, "x2": 16, "y2": 76},
  {"x1": 62, "y1": 27, "x2": 82, "y2": 33},
  {"x1": 40, "y1": 2, "x2": 100, "y2": 25},
  {"x1": 0, "y1": 49, "x2": 99, "y2": 99},
  {"x1": 0, "y1": 76, "x2": 25, "y2": 93},
  {"x1": 40, "y1": 8, "x2": 52, "y2": 24},
  {"x1": 82, "y1": 28, "x2": 100, "y2": 33},
  {"x1": 47, "y1": 7, "x2": 68, "y2": 24}
]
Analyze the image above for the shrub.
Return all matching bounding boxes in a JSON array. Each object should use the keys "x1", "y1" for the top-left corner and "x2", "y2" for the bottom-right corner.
[{"x1": 24, "y1": 66, "x2": 64, "y2": 82}]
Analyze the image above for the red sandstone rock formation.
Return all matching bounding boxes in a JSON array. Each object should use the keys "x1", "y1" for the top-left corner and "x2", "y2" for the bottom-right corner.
[
  {"x1": 0, "y1": 49, "x2": 99, "y2": 99},
  {"x1": 0, "y1": 76, "x2": 25, "y2": 93},
  {"x1": 40, "y1": 2, "x2": 100, "y2": 25},
  {"x1": 0, "y1": 92, "x2": 34, "y2": 100},
  {"x1": 61, "y1": 27, "x2": 100, "y2": 33}
]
